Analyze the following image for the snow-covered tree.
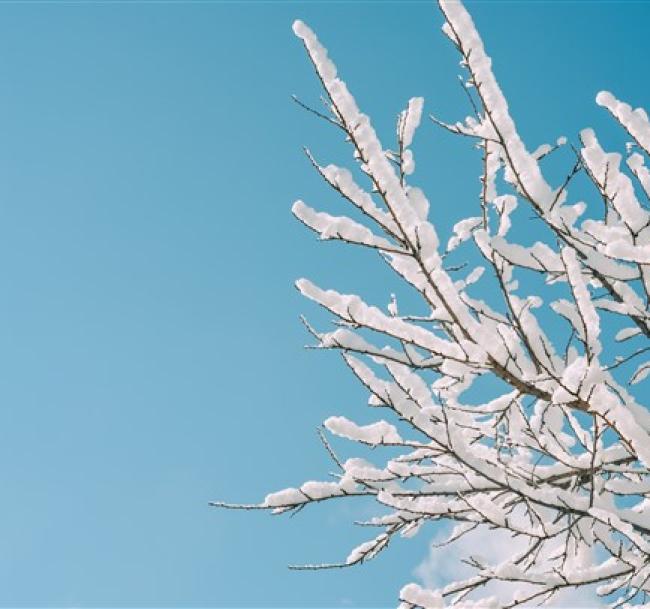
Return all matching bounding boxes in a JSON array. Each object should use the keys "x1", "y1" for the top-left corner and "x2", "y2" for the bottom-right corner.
[{"x1": 213, "y1": 2, "x2": 650, "y2": 607}]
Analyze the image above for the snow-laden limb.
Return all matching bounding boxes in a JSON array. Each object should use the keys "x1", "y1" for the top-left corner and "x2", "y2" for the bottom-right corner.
[
  {"x1": 400, "y1": 97, "x2": 424, "y2": 149},
  {"x1": 597, "y1": 91, "x2": 650, "y2": 156},
  {"x1": 305, "y1": 152, "x2": 402, "y2": 239},
  {"x1": 325, "y1": 416, "x2": 402, "y2": 445},
  {"x1": 215, "y1": 2, "x2": 650, "y2": 607},
  {"x1": 560, "y1": 247, "x2": 602, "y2": 358},
  {"x1": 398, "y1": 97, "x2": 425, "y2": 176},
  {"x1": 580, "y1": 128, "x2": 650, "y2": 236},
  {"x1": 627, "y1": 153, "x2": 650, "y2": 200},
  {"x1": 631, "y1": 361, "x2": 650, "y2": 385},
  {"x1": 292, "y1": 19, "x2": 438, "y2": 268},
  {"x1": 292, "y1": 199, "x2": 405, "y2": 253},
  {"x1": 438, "y1": 0, "x2": 555, "y2": 212}
]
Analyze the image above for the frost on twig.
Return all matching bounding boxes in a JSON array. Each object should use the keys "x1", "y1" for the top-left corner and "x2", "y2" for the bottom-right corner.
[{"x1": 215, "y1": 2, "x2": 650, "y2": 607}]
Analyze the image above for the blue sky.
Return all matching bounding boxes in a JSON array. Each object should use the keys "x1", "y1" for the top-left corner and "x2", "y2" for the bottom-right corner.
[{"x1": 0, "y1": 1, "x2": 648, "y2": 607}]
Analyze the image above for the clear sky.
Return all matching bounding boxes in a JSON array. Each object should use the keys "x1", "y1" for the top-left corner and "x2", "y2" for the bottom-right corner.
[{"x1": 0, "y1": 1, "x2": 648, "y2": 607}]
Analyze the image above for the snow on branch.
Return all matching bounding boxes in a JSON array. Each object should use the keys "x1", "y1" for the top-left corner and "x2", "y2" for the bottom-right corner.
[
  {"x1": 215, "y1": 2, "x2": 650, "y2": 607},
  {"x1": 597, "y1": 91, "x2": 650, "y2": 157}
]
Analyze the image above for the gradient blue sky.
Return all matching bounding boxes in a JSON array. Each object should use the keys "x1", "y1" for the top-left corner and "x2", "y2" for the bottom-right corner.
[{"x1": 0, "y1": 1, "x2": 648, "y2": 607}]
